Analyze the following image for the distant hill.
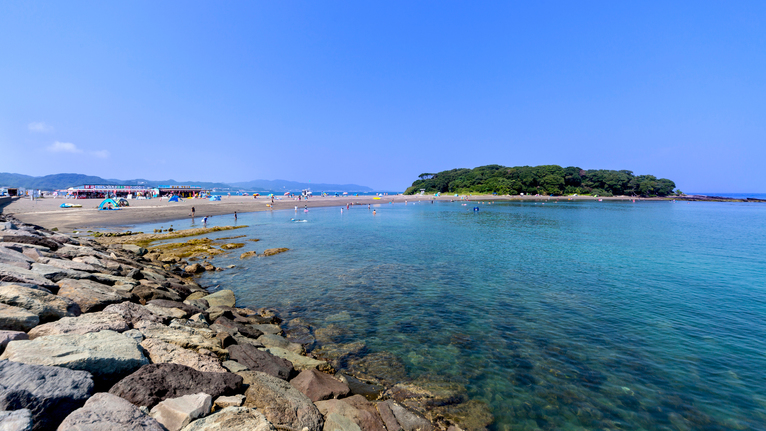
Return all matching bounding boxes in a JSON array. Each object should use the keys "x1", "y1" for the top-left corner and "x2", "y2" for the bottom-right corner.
[
  {"x1": 228, "y1": 179, "x2": 372, "y2": 193},
  {"x1": 0, "y1": 172, "x2": 373, "y2": 193}
]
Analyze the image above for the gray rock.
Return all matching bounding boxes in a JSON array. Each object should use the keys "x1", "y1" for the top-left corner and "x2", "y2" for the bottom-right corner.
[
  {"x1": 323, "y1": 413, "x2": 362, "y2": 431},
  {"x1": 123, "y1": 329, "x2": 144, "y2": 343},
  {"x1": 290, "y1": 369, "x2": 350, "y2": 402},
  {"x1": 139, "y1": 322, "x2": 226, "y2": 357},
  {"x1": 0, "y1": 284, "x2": 80, "y2": 322},
  {"x1": 29, "y1": 263, "x2": 91, "y2": 282},
  {"x1": 56, "y1": 392, "x2": 164, "y2": 431},
  {"x1": 54, "y1": 245, "x2": 109, "y2": 259},
  {"x1": 266, "y1": 347, "x2": 326, "y2": 372},
  {"x1": 36, "y1": 257, "x2": 98, "y2": 273},
  {"x1": 140, "y1": 338, "x2": 226, "y2": 373},
  {"x1": 0, "y1": 247, "x2": 33, "y2": 270},
  {"x1": 88, "y1": 274, "x2": 139, "y2": 292},
  {"x1": 201, "y1": 290, "x2": 235, "y2": 308},
  {"x1": 0, "y1": 234, "x2": 60, "y2": 251},
  {"x1": 258, "y1": 333, "x2": 303, "y2": 354},
  {"x1": 0, "y1": 360, "x2": 94, "y2": 431},
  {"x1": 222, "y1": 361, "x2": 248, "y2": 373},
  {"x1": 56, "y1": 279, "x2": 130, "y2": 313},
  {"x1": 122, "y1": 244, "x2": 148, "y2": 256},
  {"x1": 109, "y1": 363, "x2": 242, "y2": 409},
  {"x1": 243, "y1": 371, "x2": 323, "y2": 431},
  {"x1": 0, "y1": 331, "x2": 28, "y2": 354},
  {"x1": 228, "y1": 344, "x2": 294, "y2": 380},
  {"x1": 150, "y1": 393, "x2": 212, "y2": 431},
  {"x1": 375, "y1": 401, "x2": 401, "y2": 431},
  {"x1": 0, "y1": 409, "x2": 33, "y2": 431},
  {"x1": 251, "y1": 324, "x2": 282, "y2": 335},
  {"x1": 179, "y1": 407, "x2": 274, "y2": 431},
  {"x1": 102, "y1": 302, "x2": 165, "y2": 326},
  {"x1": 0, "y1": 305, "x2": 39, "y2": 332},
  {"x1": 27, "y1": 312, "x2": 129, "y2": 339},
  {"x1": 0, "y1": 264, "x2": 58, "y2": 290},
  {"x1": 382, "y1": 401, "x2": 433, "y2": 431},
  {"x1": 212, "y1": 395, "x2": 245, "y2": 410},
  {"x1": 148, "y1": 300, "x2": 205, "y2": 319},
  {"x1": 0, "y1": 222, "x2": 17, "y2": 231},
  {"x1": 0, "y1": 330, "x2": 148, "y2": 385}
]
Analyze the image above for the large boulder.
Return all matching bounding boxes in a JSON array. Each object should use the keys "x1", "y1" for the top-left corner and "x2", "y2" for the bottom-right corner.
[
  {"x1": 56, "y1": 279, "x2": 130, "y2": 313},
  {"x1": 56, "y1": 392, "x2": 164, "y2": 431},
  {"x1": 27, "y1": 312, "x2": 129, "y2": 339},
  {"x1": 201, "y1": 290, "x2": 235, "y2": 308},
  {"x1": 243, "y1": 371, "x2": 323, "y2": 431},
  {"x1": 0, "y1": 246, "x2": 34, "y2": 270},
  {"x1": 0, "y1": 263, "x2": 58, "y2": 289},
  {"x1": 228, "y1": 344, "x2": 294, "y2": 380},
  {"x1": 0, "y1": 330, "x2": 148, "y2": 385},
  {"x1": 0, "y1": 409, "x2": 33, "y2": 431},
  {"x1": 0, "y1": 284, "x2": 79, "y2": 322},
  {"x1": 36, "y1": 257, "x2": 98, "y2": 273},
  {"x1": 109, "y1": 363, "x2": 242, "y2": 409},
  {"x1": 0, "y1": 235, "x2": 60, "y2": 251},
  {"x1": 0, "y1": 360, "x2": 94, "y2": 431},
  {"x1": 0, "y1": 331, "x2": 28, "y2": 354},
  {"x1": 138, "y1": 323, "x2": 226, "y2": 356},
  {"x1": 140, "y1": 338, "x2": 226, "y2": 373},
  {"x1": 150, "y1": 393, "x2": 212, "y2": 431},
  {"x1": 102, "y1": 302, "x2": 165, "y2": 326},
  {"x1": 290, "y1": 369, "x2": 350, "y2": 402},
  {"x1": 0, "y1": 304, "x2": 39, "y2": 332},
  {"x1": 179, "y1": 407, "x2": 274, "y2": 431},
  {"x1": 29, "y1": 263, "x2": 91, "y2": 282}
]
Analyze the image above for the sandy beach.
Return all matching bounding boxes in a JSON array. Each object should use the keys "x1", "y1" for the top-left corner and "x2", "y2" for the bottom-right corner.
[{"x1": 1, "y1": 194, "x2": 648, "y2": 231}]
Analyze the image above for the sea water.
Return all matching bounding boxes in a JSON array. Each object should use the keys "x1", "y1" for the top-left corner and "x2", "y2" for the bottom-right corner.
[{"x1": 139, "y1": 200, "x2": 766, "y2": 430}]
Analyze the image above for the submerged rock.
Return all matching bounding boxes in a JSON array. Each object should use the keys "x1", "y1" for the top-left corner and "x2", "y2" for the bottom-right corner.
[
  {"x1": 56, "y1": 392, "x2": 164, "y2": 431},
  {"x1": 0, "y1": 360, "x2": 94, "y2": 431}
]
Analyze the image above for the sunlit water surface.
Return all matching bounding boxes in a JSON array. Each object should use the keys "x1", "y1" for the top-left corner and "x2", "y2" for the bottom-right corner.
[{"x1": 136, "y1": 200, "x2": 766, "y2": 430}]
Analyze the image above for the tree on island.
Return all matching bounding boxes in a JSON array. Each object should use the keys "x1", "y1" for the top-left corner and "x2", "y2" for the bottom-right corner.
[{"x1": 404, "y1": 165, "x2": 677, "y2": 197}]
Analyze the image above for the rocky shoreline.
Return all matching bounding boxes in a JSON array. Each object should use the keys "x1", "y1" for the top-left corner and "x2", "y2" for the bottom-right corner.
[{"x1": 0, "y1": 213, "x2": 488, "y2": 431}]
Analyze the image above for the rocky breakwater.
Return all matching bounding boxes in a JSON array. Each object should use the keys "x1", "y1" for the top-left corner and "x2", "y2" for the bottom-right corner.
[{"x1": 0, "y1": 214, "x2": 460, "y2": 431}]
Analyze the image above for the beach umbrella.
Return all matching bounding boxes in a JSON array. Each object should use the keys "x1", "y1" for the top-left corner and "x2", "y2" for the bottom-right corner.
[{"x1": 284, "y1": 192, "x2": 290, "y2": 195}]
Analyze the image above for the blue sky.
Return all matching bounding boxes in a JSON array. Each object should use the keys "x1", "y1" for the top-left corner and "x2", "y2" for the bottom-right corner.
[{"x1": 1, "y1": 1, "x2": 764, "y2": 192}]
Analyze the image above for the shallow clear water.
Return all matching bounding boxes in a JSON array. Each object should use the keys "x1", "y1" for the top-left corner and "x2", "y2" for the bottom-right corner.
[{"x1": 136, "y1": 200, "x2": 766, "y2": 430}]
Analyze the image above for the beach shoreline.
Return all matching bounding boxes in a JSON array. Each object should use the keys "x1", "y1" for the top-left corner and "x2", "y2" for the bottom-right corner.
[{"x1": 3, "y1": 194, "x2": 658, "y2": 232}]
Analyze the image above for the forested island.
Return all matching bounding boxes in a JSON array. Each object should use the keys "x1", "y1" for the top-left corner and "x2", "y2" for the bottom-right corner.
[{"x1": 404, "y1": 165, "x2": 677, "y2": 197}]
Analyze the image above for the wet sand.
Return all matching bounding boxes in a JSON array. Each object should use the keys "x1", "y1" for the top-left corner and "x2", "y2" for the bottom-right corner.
[{"x1": 1, "y1": 194, "x2": 640, "y2": 232}]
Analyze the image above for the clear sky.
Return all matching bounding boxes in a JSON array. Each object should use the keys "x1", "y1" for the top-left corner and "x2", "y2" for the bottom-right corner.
[{"x1": 1, "y1": 1, "x2": 764, "y2": 192}]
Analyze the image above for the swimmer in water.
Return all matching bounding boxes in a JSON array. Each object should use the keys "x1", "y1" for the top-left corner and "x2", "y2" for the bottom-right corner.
[{"x1": 373, "y1": 210, "x2": 376, "y2": 215}]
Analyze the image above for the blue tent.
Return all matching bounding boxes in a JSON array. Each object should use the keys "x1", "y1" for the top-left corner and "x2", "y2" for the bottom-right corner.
[
  {"x1": 209, "y1": 195, "x2": 221, "y2": 201},
  {"x1": 168, "y1": 196, "x2": 180, "y2": 202},
  {"x1": 98, "y1": 198, "x2": 121, "y2": 210}
]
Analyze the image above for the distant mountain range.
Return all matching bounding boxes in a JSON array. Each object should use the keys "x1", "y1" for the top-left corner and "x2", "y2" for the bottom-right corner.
[{"x1": 0, "y1": 172, "x2": 374, "y2": 193}]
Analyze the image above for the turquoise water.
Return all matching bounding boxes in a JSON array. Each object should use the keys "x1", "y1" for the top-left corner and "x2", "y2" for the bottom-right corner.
[{"x1": 137, "y1": 201, "x2": 766, "y2": 430}]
